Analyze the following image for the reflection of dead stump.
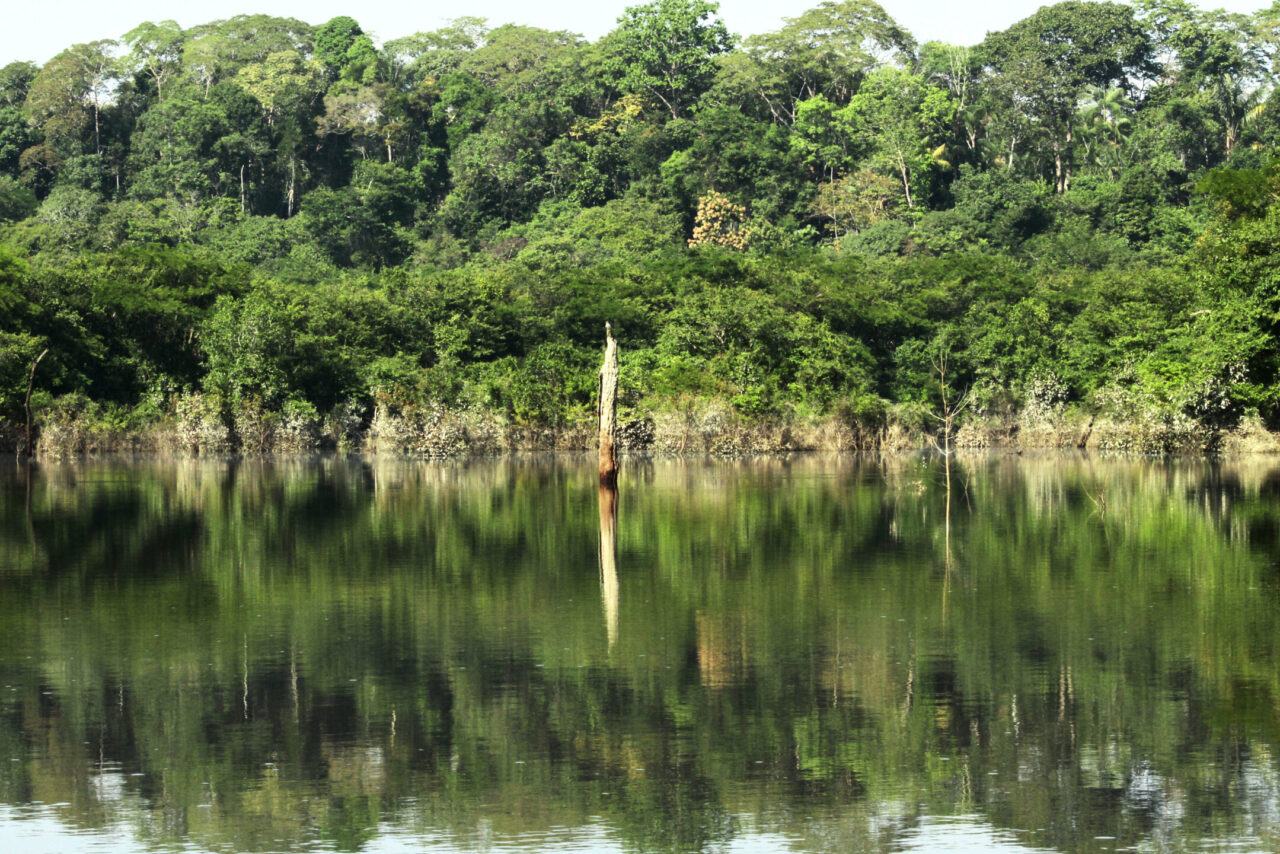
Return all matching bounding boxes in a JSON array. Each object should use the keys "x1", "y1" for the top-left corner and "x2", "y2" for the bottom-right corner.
[
  {"x1": 598, "y1": 325, "x2": 619, "y2": 487},
  {"x1": 598, "y1": 485, "x2": 618, "y2": 649}
]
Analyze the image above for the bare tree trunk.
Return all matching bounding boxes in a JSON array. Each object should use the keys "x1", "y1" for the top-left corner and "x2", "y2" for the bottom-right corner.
[
  {"x1": 1063, "y1": 127, "x2": 1073, "y2": 192},
  {"x1": 898, "y1": 152, "x2": 914, "y2": 208},
  {"x1": 598, "y1": 326, "x2": 619, "y2": 488},
  {"x1": 1053, "y1": 139, "x2": 1064, "y2": 194},
  {"x1": 22, "y1": 348, "x2": 48, "y2": 458}
]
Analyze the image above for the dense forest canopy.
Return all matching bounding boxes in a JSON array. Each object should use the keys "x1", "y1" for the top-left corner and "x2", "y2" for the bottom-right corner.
[{"x1": 3, "y1": 0, "x2": 1280, "y2": 453}]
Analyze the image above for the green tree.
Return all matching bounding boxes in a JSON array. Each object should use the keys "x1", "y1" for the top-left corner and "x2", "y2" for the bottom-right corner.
[
  {"x1": 123, "y1": 20, "x2": 185, "y2": 102},
  {"x1": 790, "y1": 94, "x2": 854, "y2": 182},
  {"x1": 717, "y1": 0, "x2": 915, "y2": 125},
  {"x1": 1076, "y1": 85, "x2": 1134, "y2": 177},
  {"x1": 811, "y1": 169, "x2": 901, "y2": 237},
  {"x1": 126, "y1": 95, "x2": 226, "y2": 199},
  {"x1": 24, "y1": 41, "x2": 121, "y2": 159},
  {"x1": 0, "y1": 244, "x2": 44, "y2": 420},
  {"x1": 981, "y1": 1, "x2": 1155, "y2": 192},
  {"x1": 0, "y1": 61, "x2": 38, "y2": 108},
  {"x1": 314, "y1": 16, "x2": 371, "y2": 81},
  {"x1": 206, "y1": 81, "x2": 276, "y2": 214},
  {"x1": 0, "y1": 175, "x2": 36, "y2": 221},
  {"x1": 459, "y1": 24, "x2": 587, "y2": 102},
  {"x1": 837, "y1": 68, "x2": 954, "y2": 208},
  {"x1": 0, "y1": 106, "x2": 35, "y2": 177},
  {"x1": 1138, "y1": 0, "x2": 1269, "y2": 158},
  {"x1": 233, "y1": 50, "x2": 325, "y2": 128},
  {"x1": 604, "y1": 0, "x2": 734, "y2": 119},
  {"x1": 230, "y1": 52, "x2": 325, "y2": 215},
  {"x1": 318, "y1": 84, "x2": 394, "y2": 161},
  {"x1": 383, "y1": 17, "x2": 489, "y2": 86},
  {"x1": 181, "y1": 15, "x2": 314, "y2": 96},
  {"x1": 918, "y1": 42, "x2": 985, "y2": 163}
]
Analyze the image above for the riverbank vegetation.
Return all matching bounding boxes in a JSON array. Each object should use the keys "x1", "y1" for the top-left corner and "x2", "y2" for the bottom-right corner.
[{"x1": 4, "y1": 1, "x2": 1280, "y2": 454}]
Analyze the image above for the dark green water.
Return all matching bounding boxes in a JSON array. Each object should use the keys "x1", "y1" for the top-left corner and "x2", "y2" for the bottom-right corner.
[{"x1": 1, "y1": 454, "x2": 1279, "y2": 853}]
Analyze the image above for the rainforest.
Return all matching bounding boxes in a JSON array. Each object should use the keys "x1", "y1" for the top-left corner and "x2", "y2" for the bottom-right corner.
[{"x1": 3, "y1": 0, "x2": 1280, "y2": 455}]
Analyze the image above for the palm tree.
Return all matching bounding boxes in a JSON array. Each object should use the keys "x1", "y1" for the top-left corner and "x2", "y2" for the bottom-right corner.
[
  {"x1": 1077, "y1": 85, "x2": 1134, "y2": 177},
  {"x1": 1207, "y1": 72, "x2": 1268, "y2": 157}
]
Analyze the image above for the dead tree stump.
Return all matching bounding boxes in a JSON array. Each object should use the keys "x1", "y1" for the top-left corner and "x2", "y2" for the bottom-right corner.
[{"x1": 598, "y1": 324, "x2": 619, "y2": 487}]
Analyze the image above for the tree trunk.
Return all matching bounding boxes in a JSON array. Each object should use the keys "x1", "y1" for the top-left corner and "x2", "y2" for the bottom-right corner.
[
  {"x1": 898, "y1": 152, "x2": 913, "y2": 208},
  {"x1": 1063, "y1": 127, "x2": 1073, "y2": 192},
  {"x1": 22, "y1": 348, "x2": 49, "y2": 457},
  {"x1": 598, "y1": 326, "x2": 619, "y2": 488}
]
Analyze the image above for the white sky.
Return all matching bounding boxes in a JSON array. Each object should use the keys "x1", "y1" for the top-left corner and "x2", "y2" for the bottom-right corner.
[{"x1": 2, "y1": 0, "x2": 1274, "y2": 67}]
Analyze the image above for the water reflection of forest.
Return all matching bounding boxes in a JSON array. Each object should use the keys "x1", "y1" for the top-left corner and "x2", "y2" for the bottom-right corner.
[{"x1": 1, "y1": 454, "x2": 1279, "y2": 852}]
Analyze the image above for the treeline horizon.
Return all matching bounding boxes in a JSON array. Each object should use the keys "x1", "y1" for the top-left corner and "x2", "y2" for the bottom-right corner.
[{"x1": 2, "y1": 0, "x2": 1280, "y2": 453}]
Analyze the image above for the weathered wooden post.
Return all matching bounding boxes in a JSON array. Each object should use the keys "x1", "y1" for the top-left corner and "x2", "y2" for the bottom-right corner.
[{"x1": 598, "y1": 323, "x2": 619, "y2": 487}]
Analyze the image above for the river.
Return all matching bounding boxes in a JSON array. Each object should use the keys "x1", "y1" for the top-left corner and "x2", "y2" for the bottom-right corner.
[{"x1": 0, "y1": 454, "x2": 1277, "y2": 852}]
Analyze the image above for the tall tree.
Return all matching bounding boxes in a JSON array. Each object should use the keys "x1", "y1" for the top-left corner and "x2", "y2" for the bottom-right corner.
[
  {"x1": 1137, "y1": 0, "x2": 1269, "y2": 157},
  {"x1": 791, "y1": 94, "x2": 855, "y2": 182},
  {"x1": 314, "y1": 16, "x2": 382, "y2": 83},
  {"x1": 318, "y1": 84, "x2": 399, "y2": 161},
  {"x1": 604, "y1": 0, "x2": 733, "y2": 120},
  {"x1": 383, "y1": 17, "x2": 489, "y2": 86},
  {"x1": 233, "y1": 50, "x2": 325, "y2": 128},
  {"x1": 126, "y1": 95, "x2": 231, "y2": 200},
  {"x1": 24, "y1": 41, "x2": 121, "y2": 159},
  {"x1": 181, "y1": 15, "x2": 314, "y2": 96},
  {"x1": 123, "y1": 20, "x2": 185, "y2": 102},
  {"x1": 981, "y1": 1, "x2": 1155, "y2": 192},
  {"x1": 0, "y1": 61, "x2": 39, "y2": 108},
  {"x1": 837, "y1": 67, "x2": 954, "y2": 208},
  {"x1": 0, "y1": 107, "x2": 34, "y2": 177},
  {"x1": 717, "y1": 0, "x2": 915, "y2": 126}
]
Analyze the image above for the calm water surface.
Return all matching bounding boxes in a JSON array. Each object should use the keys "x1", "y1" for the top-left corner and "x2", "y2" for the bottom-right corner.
[{"x1": 1, "y1": 454, "x2": 1279, "y2": 853}]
